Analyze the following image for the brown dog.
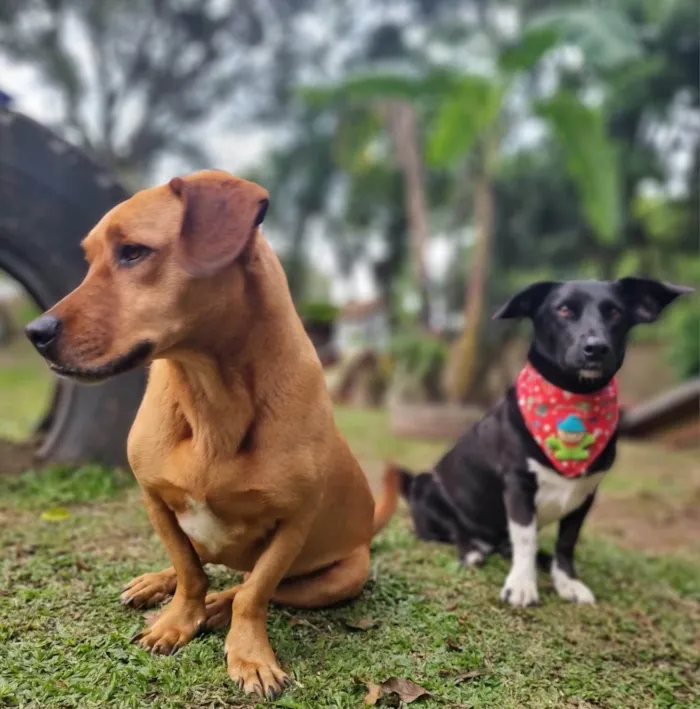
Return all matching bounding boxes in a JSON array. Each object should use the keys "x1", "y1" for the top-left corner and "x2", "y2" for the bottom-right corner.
[{"x1": 25, "y1": 170, "x2": 398, "y2": 698}]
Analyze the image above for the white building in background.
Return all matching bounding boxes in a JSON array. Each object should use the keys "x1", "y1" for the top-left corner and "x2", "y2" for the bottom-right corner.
[
  {"x1": 335, "y1": 299, "x2": 389, "y2": 354},
  {"x1": 333, "y1": 294, "x2": 465, "y2": 356}
]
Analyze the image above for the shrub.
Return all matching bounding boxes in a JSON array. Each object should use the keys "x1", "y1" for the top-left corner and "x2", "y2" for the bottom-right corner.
[
  {"x1": 389, "y1": 329, "x2": 448, "y2": 402},
  {"x1": 297, "y1": 301, "x2": 339, "y2": 324}
]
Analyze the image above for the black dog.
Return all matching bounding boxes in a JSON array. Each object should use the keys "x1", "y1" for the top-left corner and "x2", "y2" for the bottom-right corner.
[{"x1": 398, "y1": 278, "x2": 693, "y2": 606}]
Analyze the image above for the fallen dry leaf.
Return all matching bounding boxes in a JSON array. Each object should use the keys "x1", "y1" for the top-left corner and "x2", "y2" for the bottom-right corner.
[
  {"x1": 15, "y1": 543, "x2": 38, "y2": 559},
  {"x1": 379, "y1": 677, "x2": 431, "y2": 704},
  {"x1": 453, "y1": 670, "x2": 485, "y2": 685},
  {"x1": 344, "y1": 618, "x2": 379, "y2": 632},
  {"x1": 288, "y1": 617, "x2": 322, "y2": 631},
  {"x1": 364, "y1": 682, "x2": 382, "y2": 705},
  {"x1": 445, "y1": 636, "x2": 461, "y2": 652}
]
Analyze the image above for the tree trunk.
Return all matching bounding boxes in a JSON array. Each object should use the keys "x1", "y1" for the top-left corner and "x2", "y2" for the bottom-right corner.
[
  {"x1": 445, "y1": 134, "x2": 497, "y2": 403},
  {"x1": 382, "y1": 100, "x2": 431, "y2": 328},
  {"x1": 286, "y1": 212, "x2": 309, "y2": 302}
]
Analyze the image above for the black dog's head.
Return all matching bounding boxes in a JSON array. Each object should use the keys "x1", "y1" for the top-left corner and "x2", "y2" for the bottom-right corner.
[{"x1": 494, "y1": 278, "x2": 693, "y2": 391}]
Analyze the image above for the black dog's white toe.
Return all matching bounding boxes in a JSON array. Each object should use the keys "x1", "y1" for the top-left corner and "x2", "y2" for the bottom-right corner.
[
  {"x1": 463, "y1": 550, "x2": 484, "y2": 568},
  {"x1": 551, "y1": 562, "x2": 596, "y2": 604},
  {"x1": 500, "y1": 568, "x2": 539, "y2": 607}
]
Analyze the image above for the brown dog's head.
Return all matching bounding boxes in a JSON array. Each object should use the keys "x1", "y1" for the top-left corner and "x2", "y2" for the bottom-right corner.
[{"x1": 25, "y1": 170, "x2": 269, "y2": 382}]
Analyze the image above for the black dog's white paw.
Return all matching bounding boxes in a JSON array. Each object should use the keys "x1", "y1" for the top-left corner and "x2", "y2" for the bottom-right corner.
[
  {"x1": 462, "y1": 550, "x2": 484, "y2": 568},
  {"x1": 500, "y1": 569, "x2": 539, "y2": 607},
  {"x1": 551, "y1": 563, "x2": 595, "y2": 604}
]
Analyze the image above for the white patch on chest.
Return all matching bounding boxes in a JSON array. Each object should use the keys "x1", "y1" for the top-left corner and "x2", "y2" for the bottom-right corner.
[
  {"x1": 176, "y1": 496, "x2": 229, "y2": 555},
  {"x1": 528, "y1": 458, "x2": 604, "y2": 528}
]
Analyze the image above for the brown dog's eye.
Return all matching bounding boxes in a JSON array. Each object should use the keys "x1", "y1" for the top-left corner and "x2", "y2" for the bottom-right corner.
[
  {"x1": 116, "y1": 243, "x2": 152, "y2": 267},
  {"x1": 557, "y1": 305, "x2": 573, "y2": 318}
]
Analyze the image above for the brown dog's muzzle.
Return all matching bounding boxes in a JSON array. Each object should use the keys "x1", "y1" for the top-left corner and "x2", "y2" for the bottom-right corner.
[{"x1": 25, "y1": 306, "x2": 153, "y2": 383}]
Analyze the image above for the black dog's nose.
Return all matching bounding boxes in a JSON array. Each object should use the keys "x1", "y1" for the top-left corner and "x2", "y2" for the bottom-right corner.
[
  {"x1": 25, "y1": 314, "x2": 62, "y2": 359},
  {"x1": 583, "y1": 337, "x2": 610, "y2": 360}
]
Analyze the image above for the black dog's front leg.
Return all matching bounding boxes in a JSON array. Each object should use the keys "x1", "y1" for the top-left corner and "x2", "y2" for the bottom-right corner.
[
  {"x1": 551, "y1": 494, "x2": 596, "y2": 604},
  {"x1": 500, "y1": 469, "x2": 539, "y2": 607}
]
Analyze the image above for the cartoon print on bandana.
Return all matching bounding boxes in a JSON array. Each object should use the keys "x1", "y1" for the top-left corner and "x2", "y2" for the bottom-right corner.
[
  {"x1": 545, "y1": 414, "x2": 595, "y2": 461},
  {"x1": 516, "y1": 363, "x2": 619, "y2": 478}
]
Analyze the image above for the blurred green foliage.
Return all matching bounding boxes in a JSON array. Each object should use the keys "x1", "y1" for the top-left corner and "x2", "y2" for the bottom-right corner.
[
  {"x1": 297, "y1": 301, "x2": 339, "y2": 324},
  {"x1": 0, "y1": 464, "x2": 133, "y2": 509},
  {"x1": 1, "y1": 0, "x2": 696, "y2": 392},
  {"x1": 283, "y1": 0, "x2": 698, "y2": 391},
  {"x1": 389, "y1": 328, "x2": 448, "y2": 401}
]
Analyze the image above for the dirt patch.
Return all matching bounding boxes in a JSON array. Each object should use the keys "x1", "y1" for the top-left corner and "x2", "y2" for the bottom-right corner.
[
  {"x1": 0, "y1": 505, "x2": 35, "y2": 530},
  {"x1": 590, "y1": 491, "x2": 700, "y2": 556},
  {"x1": 0, "y1": 438, "x2": 37, "y2": 476}
]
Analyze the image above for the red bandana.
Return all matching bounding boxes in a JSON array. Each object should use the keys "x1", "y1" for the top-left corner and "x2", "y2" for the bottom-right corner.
[{"x1": 516, "y1": 363, "x2": 619, "y2": 477}]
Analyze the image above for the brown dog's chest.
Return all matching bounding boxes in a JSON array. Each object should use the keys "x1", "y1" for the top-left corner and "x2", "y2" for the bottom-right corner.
[
  {"x1": 173, "y1": 489, "x2": 276, "y2": 567},
  {"x1": 128, "y1": 410, "x2": 279, "y2": 567}
]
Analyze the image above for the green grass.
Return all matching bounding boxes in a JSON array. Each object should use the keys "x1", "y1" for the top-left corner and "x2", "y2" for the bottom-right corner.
[
  {"x1": 0, "y1": 464, "x2": 134, "y2": 510},
  {"x1": 0, "y1": 292, "x2": 54, "y2": 440},
  {"x1": 0, "y1": 406, "x2": 698, "y2": 708},
  {"x1": 1, "y1": 494, "x2": 698, "y2": 708},
  {"x1": 334, "y1": 406, "x2": 446, "y2": 472},
  {"x1": 0, "y1": 338, "x2": 53, "y2": 440}
]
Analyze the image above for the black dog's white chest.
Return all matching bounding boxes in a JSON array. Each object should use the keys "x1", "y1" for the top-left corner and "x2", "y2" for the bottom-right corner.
[{"x1": 528, "y1": 459, "x2": 604, "y2": 528}]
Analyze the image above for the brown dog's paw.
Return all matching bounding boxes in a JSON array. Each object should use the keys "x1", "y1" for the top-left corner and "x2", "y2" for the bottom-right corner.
[
  {"x1": 204, "y1": 589, "x2": 238, "y2": 630},
  {"x1": 227, "y1": 655, "x2": 291, "y2": 699},
  {"x1": 131, "y1": 601, "x2": 205, "y2": 655},
  {"x1": 121, "y1": 569, "x2": 176, "y2": 609},
  {"x1": 225, "y1": 624, "x2": 290, "y2": 698}
]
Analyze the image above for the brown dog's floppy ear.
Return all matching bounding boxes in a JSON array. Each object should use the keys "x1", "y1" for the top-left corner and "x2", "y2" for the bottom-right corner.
[
  {"x1": 493, "y1": 281, "x2": 560, "y2": 320},
  {"x1": 169, "y1": 172, "x2": 269, "y2": 277},
  {"x1": 615, "y1": 277, "x2": 694, "y2": 324}
]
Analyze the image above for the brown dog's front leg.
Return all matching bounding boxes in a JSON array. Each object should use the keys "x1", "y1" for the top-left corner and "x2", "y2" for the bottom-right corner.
[
  {"x1": 225, "y1": 514, "x2": 314, "y2": 698},
  {"x1": 131, "y1": 491, "x2": 208, "y2": 655}
]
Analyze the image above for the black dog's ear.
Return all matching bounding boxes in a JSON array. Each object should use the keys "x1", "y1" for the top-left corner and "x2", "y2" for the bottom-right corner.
[
  {"x1": 615, "y1": 278, "x2": 694, "y2": 324},
  {"x1": 493, "y1": 281, "x2": 561, "y2": 320}
]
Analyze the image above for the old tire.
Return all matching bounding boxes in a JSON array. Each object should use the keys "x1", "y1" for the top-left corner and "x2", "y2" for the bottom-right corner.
[
  {"x1": 0, "y1": 107, "x2": 145, "y2": 468},
  {"x1": 0, "y1": 302, "x2": 14, "y2": 344}
]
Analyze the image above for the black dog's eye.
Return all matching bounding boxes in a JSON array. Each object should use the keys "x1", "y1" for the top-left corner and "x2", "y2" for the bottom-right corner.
[
  {"x1": 605, "y1": 306, "x2": 622, "y2": 323},
  {"x1": 557, "y1": 304, "x2": 574, "y2": 318},
  {"x1": 116, "y1": 243, "x2": 152, "y2": 267}
]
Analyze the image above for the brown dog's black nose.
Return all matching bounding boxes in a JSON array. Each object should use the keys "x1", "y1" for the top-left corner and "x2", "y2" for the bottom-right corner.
[
  {"x1": 25, "y1": 314, "x2": 62, "y2": 359},
  {"x1": 583, "y1": 337, "x2": 610, "y2": 360}
]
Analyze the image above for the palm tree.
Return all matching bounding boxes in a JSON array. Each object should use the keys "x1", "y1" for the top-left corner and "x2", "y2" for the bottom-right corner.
[
  {"x1": 381, "y1": 100, "x2": 432, "y2": 327},
  {"x1": 320, "y1": 5, "x2": 641, "y2": 400}
]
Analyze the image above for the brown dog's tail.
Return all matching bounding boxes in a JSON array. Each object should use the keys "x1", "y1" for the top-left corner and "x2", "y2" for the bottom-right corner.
[{"x1": 372, "y1": 463, "x2": 402, "y2": 535}]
